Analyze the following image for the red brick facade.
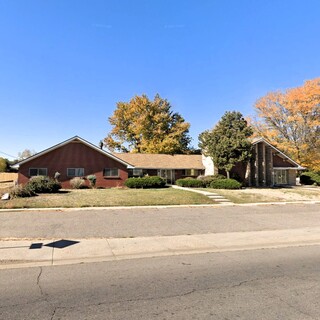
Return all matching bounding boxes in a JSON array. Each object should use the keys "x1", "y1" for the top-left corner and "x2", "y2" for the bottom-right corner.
[
  {"x1": 272, "y1": 153, "x2": 295, "y2": 168},
  {"x1": 17, "y1": 136, "x2": 301, "y2": 189},
  {"x1": 18, "y1": 140, "x2": 128, "y2": 188}
]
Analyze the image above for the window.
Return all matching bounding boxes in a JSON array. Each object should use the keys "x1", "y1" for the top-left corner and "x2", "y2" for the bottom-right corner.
[
  {"x1": 274, "y1": 170, "x2": 288, "y2": 185},
  {"x1": 29, "y1": 168, "x2": 47, "y2": 177},
  {"x1": 133, "y1": 168, "x2": 143, "y2": 176},
  {"x1": 183, "y1": 169, "x2": 200, "y2": 176},
  {"x1": 67, "y1": 168, "x2": 84, "y2": 177},
  {"x1": 103, "y1": 168, "x2": 119, "y2": 177}
]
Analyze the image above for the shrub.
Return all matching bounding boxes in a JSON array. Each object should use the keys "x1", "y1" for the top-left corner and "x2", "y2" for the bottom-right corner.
[
  {"x1": 125, "y1": 176, "x2": 166, "y2": 188},
  {"x1": 10, "y1": 185, "x2": 36, "y2": 198},
  {"x1": 87, "y1": 175, "x2": 97, "y2": 188},
  {"x1": 300, "y1": 172, "x2": 320, "y2": 186},
  {"x1": 197, "y1": 174, "x2": 226, "y2": 187},
  {"x1": 9, "y1": 176, "x2": 61, "y2": 198},
  {"x1": 70, "y1": 177, "x2": 85, "y2": 189},
  {"x1": 27, "y1": 176, "x2": 61, "y2": 193},
  {"x1": 44, "y1": 178, "x2": 62, "y2": 192},
  {"x1": 175, "y1": 178, "x2": 205, "y2": 188},
  {"x1": 209, "y1": 178, "x2": 242, "y2": 189},
  {"x1": 212, "y1": 174, "x2": 227, "y2": 180}
]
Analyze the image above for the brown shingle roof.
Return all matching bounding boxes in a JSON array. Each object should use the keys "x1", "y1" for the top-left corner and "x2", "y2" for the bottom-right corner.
[{"x1": 113, "y1": 153, "x2": 205, "y2": 169}]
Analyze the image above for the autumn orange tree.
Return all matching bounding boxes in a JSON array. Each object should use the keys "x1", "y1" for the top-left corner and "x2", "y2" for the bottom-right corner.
[
  {"x1": 104, "y1": 94, "x2": 191, "y2": 154},
  {"x1": 252, "y1": 78, "x2": 320, "y2": 171}
]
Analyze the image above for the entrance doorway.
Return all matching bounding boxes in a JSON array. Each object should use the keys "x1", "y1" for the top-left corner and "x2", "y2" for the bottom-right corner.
[
  {"x1": 158, "y1": 169, "x2": 175, "y2": 184},
  {"x1": 274, "y1": 169, "x2": 288, "y2": 185}
]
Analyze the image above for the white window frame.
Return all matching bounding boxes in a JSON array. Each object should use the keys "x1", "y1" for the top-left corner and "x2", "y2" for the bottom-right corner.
[
  {"x1": 103, "y1": 168, "x2": 119, "y2": 177},
  {"x1": 133, "y1": 168, "x2": 143, "y2": 176},
  {"x1": 29, "y1": 168, "x2": 48, "y2": 177},
  {"x1": 67, "y1": 168, "x2": 84, "y2": 177}
]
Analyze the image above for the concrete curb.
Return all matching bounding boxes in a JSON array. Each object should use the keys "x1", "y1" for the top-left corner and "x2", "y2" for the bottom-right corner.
[
  {"x1": 0, "y1": 200, "x2": 319, "y2": 213},
  {"x1": 2, "y1": 227, "x2": 320, "y2": 269}
]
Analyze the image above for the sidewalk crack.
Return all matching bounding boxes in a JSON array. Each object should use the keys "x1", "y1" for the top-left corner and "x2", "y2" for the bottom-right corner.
[
  {"x1": 105, "y1": 238, "x2": 117, "y2": 260},
  {"x1": 51, "y1": 246, "x2": 54, "y2": 265}
]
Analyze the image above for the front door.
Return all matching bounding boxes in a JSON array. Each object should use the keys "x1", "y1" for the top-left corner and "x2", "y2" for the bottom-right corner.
[{"x1": 158, "y1": 169, "x2": 175, "y2": 184}]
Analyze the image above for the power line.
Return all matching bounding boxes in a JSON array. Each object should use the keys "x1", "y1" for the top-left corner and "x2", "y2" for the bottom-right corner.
[{"x1": 0, "y1": 150, "x2": 16, "y2": 159}]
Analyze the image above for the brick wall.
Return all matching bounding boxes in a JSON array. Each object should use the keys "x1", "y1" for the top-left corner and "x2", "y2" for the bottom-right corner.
[{"x1": 18, "y1": 142, "x2": 128, "y2": 188}]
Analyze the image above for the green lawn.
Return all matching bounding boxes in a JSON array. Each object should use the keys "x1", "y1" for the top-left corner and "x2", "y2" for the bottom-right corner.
[{"x1": 0, "y1": 188, "x2": 214, "y2": 209}]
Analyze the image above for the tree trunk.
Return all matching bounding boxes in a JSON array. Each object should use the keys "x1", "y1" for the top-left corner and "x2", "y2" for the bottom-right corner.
[{"x1": 226, "y1": 171, "x2": 230, "y2": 179}]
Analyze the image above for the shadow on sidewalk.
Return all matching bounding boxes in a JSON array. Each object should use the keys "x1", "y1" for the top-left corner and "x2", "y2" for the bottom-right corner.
[{"x1": 28, "y1": 239, "x2": 80, "y2": 250}]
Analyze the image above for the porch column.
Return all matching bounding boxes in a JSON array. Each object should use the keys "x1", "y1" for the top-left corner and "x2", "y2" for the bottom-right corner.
[
  {"x1": 271, "y1": 151, "x2": 274, "y2": 186},
  {"x1": 255, "y1": 144, "x2": 259, "y2": 187},
  {"x1": 245, "y1": 162, "x2": 251, "y2": 186},
  {"x1": 262, "y1": 143, "x2": 266, "y2": 187}
]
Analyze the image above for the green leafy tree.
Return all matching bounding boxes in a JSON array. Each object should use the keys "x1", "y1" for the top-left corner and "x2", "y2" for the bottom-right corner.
[
  {"x1": 104, "y1": 94, "x2": 191, "y2": 154},
  {"x1": 0, "y1": 157, "x2": 8, "y2": 172},
  {"x1": 199, "y1": 111, "x2": 253, "y2": 178}
]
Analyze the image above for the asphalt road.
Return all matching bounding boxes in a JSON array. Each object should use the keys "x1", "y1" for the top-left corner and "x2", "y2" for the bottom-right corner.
[
  {"x1": 0, "y1": 203, "x2": 319, "y2": 238},
  {"x1": 1, "y1": 245, "x2": 320, "y2": 319}
]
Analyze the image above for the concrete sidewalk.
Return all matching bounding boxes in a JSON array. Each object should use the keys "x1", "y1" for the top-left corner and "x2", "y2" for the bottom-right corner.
[
  {"x1": 172, "y1": 185, "x2": 233, "y2": 203},
  {"x1": 2, "y1": 227, "x2": 320, "y2": 269}
]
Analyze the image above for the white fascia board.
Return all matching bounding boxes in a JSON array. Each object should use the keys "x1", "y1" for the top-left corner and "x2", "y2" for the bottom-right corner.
[
  {"x1": 273, "y1": 167, "x2": 303, "y2": 170},
  {"x1": 129, "y1": 167, "x2": 204, "y2": 170}
]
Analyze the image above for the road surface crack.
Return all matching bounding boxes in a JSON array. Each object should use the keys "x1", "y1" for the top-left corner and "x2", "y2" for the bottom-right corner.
[
  {"x1": 37, "y1": 267, "x2": 44, "y2": 296},
  {"x1": 276, "y1": 295, "x2": 317, "y2": 319},
  {"x1": 50, "y1": 307, "x2": 57, "y2": 320},
  {"x1": 230, "y1": 278, "x2": 261, "y2": 288}
]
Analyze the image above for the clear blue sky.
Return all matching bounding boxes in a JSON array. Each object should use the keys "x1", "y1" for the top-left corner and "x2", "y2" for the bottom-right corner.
[{"x1": 1, "y1": 0, "x2": 320, "y2": 159}]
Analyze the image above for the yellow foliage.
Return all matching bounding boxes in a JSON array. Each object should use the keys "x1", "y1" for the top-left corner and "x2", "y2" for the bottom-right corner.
[{"x1": 104, "y1": 94, "x2": 191, "y2": 154}]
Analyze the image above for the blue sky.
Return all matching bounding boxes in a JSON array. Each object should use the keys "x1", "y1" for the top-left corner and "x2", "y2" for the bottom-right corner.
[{"x1": 1, "y1": 0, "x2": 320, "y2": 159}]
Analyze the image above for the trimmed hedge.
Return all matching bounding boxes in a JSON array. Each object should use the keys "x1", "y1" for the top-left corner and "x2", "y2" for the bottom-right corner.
[
  {"x1": 209, "y1": 178, "x2": 242, "y2": 189},
  {"x1": 175, "y1": 178, "x2": 205, "y2": 188},
  {"x1": 125, "y1": 176, "x2": 166, "y2": 188},
  {"x1": 300, "y1": 172, "x2": 320, "y2": 186},
  {"x1": 197, "y1": 174, "x2": 226, "y2": 187}
]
